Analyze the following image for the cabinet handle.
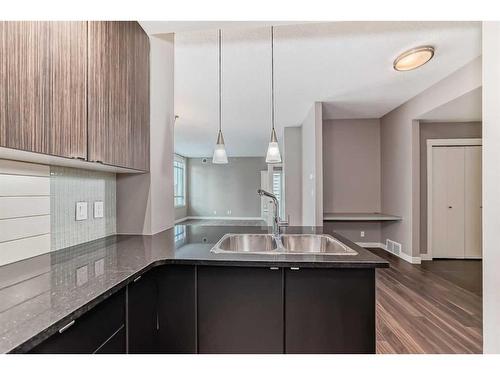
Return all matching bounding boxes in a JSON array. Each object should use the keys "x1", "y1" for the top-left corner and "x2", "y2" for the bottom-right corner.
[
  {"x1": 133, "y1": 275, "x2": 142, "y2": 283},
  {"x1": 290, "y1": 267, "x2": 300, "y2": 271},
  {"x1": 59, "y1": 320, "x2": 75, "y2": 334},
  {"x1": 448, "y1": 206, "x2": 453, "y2": 209},
  {"x1": 269, "y1": 267, "x2": 279, "y2": 270}
]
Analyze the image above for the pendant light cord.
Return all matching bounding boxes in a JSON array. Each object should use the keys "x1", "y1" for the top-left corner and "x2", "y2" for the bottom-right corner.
[
  {"x1": 218, "y1": 29, "x2": 222, "y2": 133},
  {"x1": 271, "y1": 26, "x2": 275, "y2": 132}
]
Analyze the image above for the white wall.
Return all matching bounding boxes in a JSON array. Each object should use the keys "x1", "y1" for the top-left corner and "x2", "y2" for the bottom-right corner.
[
  {"x1": 380, "y1": 57, "x2": 482, "y2": 258},
  {"x1": 284, "y1": 126, "x2": 302, "y2": 225},
  {"x1": 117, "y1": 34, "x2": 175, "y2": 235},
  {"x1": 482, "y1": 21, "x2": 500, "y2": 354},
  {"x1": 0, "y1": 160, "x2": 51, "y2": 266},
  {"x1": 301, "y1": 102, "x2": 323, "y2": 226}
]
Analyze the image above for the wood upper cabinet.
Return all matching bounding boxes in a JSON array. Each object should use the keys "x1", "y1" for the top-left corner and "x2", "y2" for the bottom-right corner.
[
  {"x1": 0, "y1": 21, "x2": 87, "y2": 158},
  {"x1": 88, "y1": 21, "x2": 150, "y2": 171}
]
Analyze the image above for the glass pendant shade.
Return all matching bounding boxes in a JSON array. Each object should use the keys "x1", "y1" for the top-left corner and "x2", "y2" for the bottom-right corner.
[
  {"x1": 265, "y1": 128, "x2": 281, "y2": 163},
  {"x1": 212, "y1": 130, "x2": 228, "y2": 164}
]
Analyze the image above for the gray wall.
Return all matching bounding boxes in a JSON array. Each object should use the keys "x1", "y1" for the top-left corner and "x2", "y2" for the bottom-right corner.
[
  {"x1": 187, "y1": 157, "x2": 267, "y2": 218},
  {"x1": 323, "y1": 119, "x2": 381, "y2": 213},
  {"x1": 284, "y1": 126, "x2": 302, "y2": 225},
  {"x1": 380, "y1": 57, "x2": 481, "y2": 258},
  {"x1": 419, "y1": 121, "x2": 482, "y2": 254}
]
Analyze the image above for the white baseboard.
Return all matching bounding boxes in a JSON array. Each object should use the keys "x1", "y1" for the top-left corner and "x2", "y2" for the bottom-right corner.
[
  {"x1": 175, "y1": 216, "x2": 264, "y2": 224},
  {"x1": 420, "y1": 253, "x2": 432, "y2": 261},
  {"x1": 356, "y1": 242, "x2": 421, "y2": 264}
]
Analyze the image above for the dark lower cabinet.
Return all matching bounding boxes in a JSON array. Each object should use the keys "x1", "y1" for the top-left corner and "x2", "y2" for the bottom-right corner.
[
  {"x1": 127, "y1": 271, "x2": 159, "y2": 353},
  {"x1": 156, "y1": 266, "x2": 197, "y2": 353},
  {"x1": 95, "y1": 326, "x2": 126, "y2": 354},
  {"x1": 284, "y1": 268, "x2": 376, "y2": 354},
  {"x1": 27, "y1": 265, "x2": 377, "y2": 354},
  {"x1": 30, "y1": 290, "x2": 126, "y2": 354},
  {"x1": 197, "y1": 266, "x2": 284, "y2": 354}
]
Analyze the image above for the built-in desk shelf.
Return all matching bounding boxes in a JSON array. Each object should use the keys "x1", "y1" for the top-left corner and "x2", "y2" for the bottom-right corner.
[{"x1": 323, "y1": 212, "x2": 402, "y2": 222}]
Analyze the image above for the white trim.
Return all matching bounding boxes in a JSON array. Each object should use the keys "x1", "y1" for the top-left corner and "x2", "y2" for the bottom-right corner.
[
  {"x1": 426, "y1": 138, "x2": 482, "y2": 260},
  {"x1": 356, "y1": 242, "x2": 421, "y2": 264}
]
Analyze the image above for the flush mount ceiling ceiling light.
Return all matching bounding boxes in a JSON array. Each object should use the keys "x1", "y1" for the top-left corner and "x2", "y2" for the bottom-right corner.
[
  {"x1": 265, "y1": 26, "x2": 282, "y2": 164},
  {"x1": 212, "y1": 29, "x2": 228, "y2": 164},
  {"x1": 393, "y1": 46, "x2": 435, "y2": 72}
]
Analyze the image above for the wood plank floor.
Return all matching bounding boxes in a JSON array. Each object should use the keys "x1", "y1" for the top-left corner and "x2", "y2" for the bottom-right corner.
[{"x1": 369, "y1": 248, "x2": 483, "y2": 354}]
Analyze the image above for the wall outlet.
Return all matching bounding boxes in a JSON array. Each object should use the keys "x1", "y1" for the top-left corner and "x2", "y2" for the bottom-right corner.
[
  {"x1": 360, "y1": 231, "x2": 365, "y2": 238},
  {"x1": 227, "y1": 209, "x2": 231, "y2": 215},
  {"x1": 94, "y1": 201, "x2": 104, "y2": 218},
  {"x1": 213, "y1": 210, "x2": 217, "y2": 215},
  {"x1": 76, "y1": 202, "x2": 88, "y2": 221}
]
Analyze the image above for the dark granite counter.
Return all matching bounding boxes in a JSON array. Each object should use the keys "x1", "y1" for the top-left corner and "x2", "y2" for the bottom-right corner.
[{"x1": 0, "y1": 225, "x2": 388, "y2": 353}]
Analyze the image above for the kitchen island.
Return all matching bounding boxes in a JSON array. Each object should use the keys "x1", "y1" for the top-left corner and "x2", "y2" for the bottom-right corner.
[{"x1": 0, "y1": 225, "x2": 388, "y2": 354}]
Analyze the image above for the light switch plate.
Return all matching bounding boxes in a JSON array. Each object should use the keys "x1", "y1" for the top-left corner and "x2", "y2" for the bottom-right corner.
[
  {"x1": 76, "y1": 202, "x2": 88, "y2": 221},
  {"x1": 94, "y1": 258, "x2": 105, "y2": 277},
  {"x1": 76, "y1": 265, "x2": 88, "y2": 286},
  {"x1": 94, "y1": 201, "x2": 104, "y2": 218}
]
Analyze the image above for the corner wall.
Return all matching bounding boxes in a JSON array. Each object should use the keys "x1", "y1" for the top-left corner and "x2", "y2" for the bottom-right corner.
[
  {"x1": 301, "y1": 102, "x2": 323, "y2": 226},
  {"x1": 482, "y1": 21, "x2": 500, "y2": 354},
  {"x1": 117, "y1": 34, "x2": 175, "y2": 235},
  {"x1": 380, "y1": 57, "x2": 482, "y2": 258}
]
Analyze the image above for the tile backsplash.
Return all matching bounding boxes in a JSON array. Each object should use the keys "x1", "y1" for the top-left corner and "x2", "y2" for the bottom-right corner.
[{"x1": 50, "y1": 167, "x2": 116, "y2": 251}]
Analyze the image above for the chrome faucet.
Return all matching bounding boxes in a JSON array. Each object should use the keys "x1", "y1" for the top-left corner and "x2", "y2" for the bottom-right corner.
[{"x1": 257, "y1": 188, "x2": 288, "y2": 238}]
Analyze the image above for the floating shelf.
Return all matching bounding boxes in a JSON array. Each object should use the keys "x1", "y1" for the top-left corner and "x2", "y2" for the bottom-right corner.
[{"x1": 323, "y1": 212, "x2": 402, "y2": 222}]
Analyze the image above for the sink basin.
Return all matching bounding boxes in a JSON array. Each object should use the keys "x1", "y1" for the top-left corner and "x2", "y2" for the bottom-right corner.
[
  {"x1": 280, "y1": 234, "x2": 358, "y2": 255},
  {"x1": 212, "y1": 234, "x2": 278, "y2": 254},
  {"x1": 211, "y1": 233, "x2": 357, "y2": 255}
]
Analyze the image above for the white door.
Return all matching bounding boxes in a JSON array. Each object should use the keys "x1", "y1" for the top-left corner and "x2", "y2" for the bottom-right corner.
[
  {"x1": 432, "y1": 146, "x2": 465, "y2": 258},
  {"x1": 431, "y1": 145, "x2": 482, "y2": 259},
  {"x1": 465, "y1": 146, "x2": 482, "y2": 258}
]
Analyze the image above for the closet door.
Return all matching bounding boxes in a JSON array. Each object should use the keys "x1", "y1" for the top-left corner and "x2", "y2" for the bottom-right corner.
[
  {"x1": 465, "y1": 146, "x2": 482, "y2": 258},
  {"x1": 432, "y1": 146, "x2": 465, "y2": 258}
]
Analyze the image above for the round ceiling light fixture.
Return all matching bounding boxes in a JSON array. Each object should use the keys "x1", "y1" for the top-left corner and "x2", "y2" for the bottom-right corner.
[{"x1": 393, "y1": 46, "x2": 435, "y2": 71}]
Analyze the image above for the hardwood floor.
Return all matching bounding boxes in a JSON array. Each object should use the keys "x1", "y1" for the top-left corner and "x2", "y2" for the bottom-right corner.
[{"x1": 369, "y1": 248, "x2": 483, "y2": 354}]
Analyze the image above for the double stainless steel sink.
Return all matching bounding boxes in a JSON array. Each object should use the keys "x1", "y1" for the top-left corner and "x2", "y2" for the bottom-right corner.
[{"x1": 211, "y1": 233, "x2": 358, "y2": 256}]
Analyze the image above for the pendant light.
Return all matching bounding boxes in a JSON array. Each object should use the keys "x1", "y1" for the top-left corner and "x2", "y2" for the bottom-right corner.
[
  {"x1": 212, "y1": 29, "x2": 228, "y2": 164},
  {"x1": 265, "y1": 26, "x2": 281, "y2": 164}
]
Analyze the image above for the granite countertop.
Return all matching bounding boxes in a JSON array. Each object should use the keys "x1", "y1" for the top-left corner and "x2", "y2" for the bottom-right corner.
[{"x1": 0, "y1": 225, "x2": 388, "y2": 353}]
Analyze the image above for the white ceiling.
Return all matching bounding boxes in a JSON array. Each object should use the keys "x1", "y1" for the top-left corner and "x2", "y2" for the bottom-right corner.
[
  {"x1": 172, "y1": 21, "x2": 482, "y2": 157},
  {"x1": 419, "y1": 87, "x2": 482, "y2": 122}
]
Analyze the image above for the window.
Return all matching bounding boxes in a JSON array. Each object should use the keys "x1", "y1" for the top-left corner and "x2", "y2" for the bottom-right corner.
[
  {"x1": 174, "y1": 155, "x2": 186, "y2": 207},
  {"x1": 272, "y1": 168, "x2": 284, "y2": 218}
]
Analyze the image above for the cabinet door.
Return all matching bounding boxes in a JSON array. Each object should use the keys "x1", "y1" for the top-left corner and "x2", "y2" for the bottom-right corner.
[
  {"x1": 2, "y1": 22, "x2": 87, "y2": 158},
  {"x1": 285, "y1": 268, "x2": 375, "y2": 354},
  {"x1": 88, "y1": 21, "x2": 150, "y2": 171},
  {"x1": 197, "y1": 266, "x2": 283, "y2": 354},
  {"x1": 156, "y1": 266, "x2": 197, "y2": 353},
  {"x1": 95, "y1": 326, "x2": 126, "y2": 354},
  {"x1": 30, "y1": 290, "x2": 126, "y2": 354},
  {"x1": 127, "y1": 272, "x2": 158, "y2": 353},
  {"x1": 465, "y1": 145, "x2": 482, "y2": 258}
]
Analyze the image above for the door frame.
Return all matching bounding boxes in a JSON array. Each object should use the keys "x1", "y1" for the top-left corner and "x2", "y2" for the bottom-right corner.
[{"x1": 426, "y1": 138, "x2": 482, "y2": 260}]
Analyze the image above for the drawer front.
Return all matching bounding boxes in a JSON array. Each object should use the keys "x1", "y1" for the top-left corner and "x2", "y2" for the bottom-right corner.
[{"x1": 30, "y1": 289, "x2": 125, "y2": 354}]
